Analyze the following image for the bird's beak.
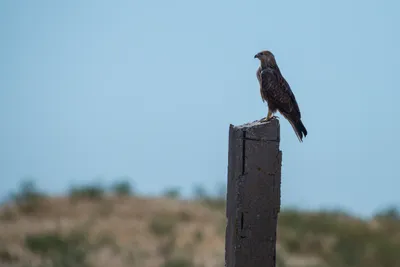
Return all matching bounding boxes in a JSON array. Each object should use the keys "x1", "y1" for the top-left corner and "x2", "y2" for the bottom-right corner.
[{"x1": 254, "y1": 54, "x2": 258, "y2": 59}]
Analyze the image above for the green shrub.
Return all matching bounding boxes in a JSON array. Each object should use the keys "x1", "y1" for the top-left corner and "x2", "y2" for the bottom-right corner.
[
  {"x1": 25, "y1": 230, "x2": 90, "y2": 267},
  {"x1": 69, "y1": 183, "x2": 105, "y2": 201},
  {"x1": 111, "y1": 180, "x2": 133, "y2": 196},
  {"x1": 374, "y1": 206, "x2": 400, "y2": 221},
  {"x1": 11, "y1": 179, "x2": 47, "y2": 214},
  {"x1": 163, "y1": 187, "x2": 181, "y2": 199},
  {"x1": 24, "y1": 227, "x2": 116, "y2": 267}
]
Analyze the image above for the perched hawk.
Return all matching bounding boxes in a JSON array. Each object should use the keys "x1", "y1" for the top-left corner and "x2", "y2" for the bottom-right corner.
[{"x1": 254, "y1": 50, "x2": 307, "y2": 142}]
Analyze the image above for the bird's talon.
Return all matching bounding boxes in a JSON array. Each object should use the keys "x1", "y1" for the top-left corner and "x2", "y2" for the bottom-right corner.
[{"x1": 260, "y1": 115, "x2": 279, "y2": 122}]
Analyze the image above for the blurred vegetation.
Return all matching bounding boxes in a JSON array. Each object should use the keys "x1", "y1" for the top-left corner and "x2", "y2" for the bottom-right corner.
[
  {"x1": 149, "y1": 210, "x2": 196, "y2": 267},
  {"x1": 163, "y1": 187, "x2": 181, "y2": 199},
  {"x1": 374, "y1": 205, "x2": 400, "y2": 220},
  {"x1": 278, "y1": 207, "x2": 400, "y2": 267},
  {"x1": 25, "y1": 230, "x2": 91, "y2": 267},
  {"x1": 9, "y1": 179, "x2": 48, "y2": 214},
  {"x1": 69, "y1": 182, "x2": 106, "y2": 201},
  {"x1": 22, "y1": 221, "x2": 117, "y2": 267},
  {"x1": 149, "y1": 213, "x2": 178, "y2": 237},
  {"x1": 0, "y1": 179, "x2": 399, "y2": 267},
  {"x1": 111, "y1": 178, "x2": 134, "y2": 196},
  {"x1": 192, "y1": 184, "x2": 226, "y2": 211}
]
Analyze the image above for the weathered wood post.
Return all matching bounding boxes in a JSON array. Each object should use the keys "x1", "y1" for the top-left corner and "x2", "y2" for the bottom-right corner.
[{"x1": 225, "y1": 118, "x2": 282, "y2": 267}]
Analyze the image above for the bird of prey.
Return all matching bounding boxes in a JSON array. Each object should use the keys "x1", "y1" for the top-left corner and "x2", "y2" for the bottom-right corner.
[{"x1": 254, "y1": 50, "x2": 308, "y2": 142}]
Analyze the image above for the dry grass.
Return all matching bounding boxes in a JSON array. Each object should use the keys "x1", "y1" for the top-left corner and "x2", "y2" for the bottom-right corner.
[
  {"x1": 0, "y1": 195, "x2": 225, "y2": 267},
  {"x1": 0, "y1": 183, "x2": 399, "y2": 267}
]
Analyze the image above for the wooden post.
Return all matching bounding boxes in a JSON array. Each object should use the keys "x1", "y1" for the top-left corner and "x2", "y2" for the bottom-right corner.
[{"x1": 225, "y1": 118, "x2": 282, "y2": 267}]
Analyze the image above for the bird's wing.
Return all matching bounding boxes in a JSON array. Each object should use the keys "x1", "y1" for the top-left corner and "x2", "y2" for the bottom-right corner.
[
  {"x1": 256, "y1": 67, "x2": 266, "y2": 102},
  {"x1": 260, "y1": 68, "x2": 301, "y2": 118}
]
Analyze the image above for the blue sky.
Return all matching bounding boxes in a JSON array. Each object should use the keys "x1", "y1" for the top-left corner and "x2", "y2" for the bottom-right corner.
[{"x1": 1, "y1": 0, "x2": 399, "y2": 218}]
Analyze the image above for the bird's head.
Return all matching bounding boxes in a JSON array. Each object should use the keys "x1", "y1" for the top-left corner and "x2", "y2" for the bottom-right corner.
[{"x1": 254, "y1": 50, "x2": 277, "y2": 67}]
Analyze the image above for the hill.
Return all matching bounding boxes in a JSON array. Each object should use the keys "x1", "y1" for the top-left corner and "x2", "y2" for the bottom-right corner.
[{"x1": 0, "y1": 181, "x2": 399, "y2": 267}]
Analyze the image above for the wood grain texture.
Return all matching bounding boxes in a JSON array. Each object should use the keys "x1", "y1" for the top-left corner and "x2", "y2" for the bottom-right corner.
[{"x1": 225, "y1": 117, "x2": 282, "y2": 267}]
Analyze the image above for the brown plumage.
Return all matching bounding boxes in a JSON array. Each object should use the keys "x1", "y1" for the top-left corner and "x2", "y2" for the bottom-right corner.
[{"x1": 254, "y1": 50, "x2": 307, "y2": 142}]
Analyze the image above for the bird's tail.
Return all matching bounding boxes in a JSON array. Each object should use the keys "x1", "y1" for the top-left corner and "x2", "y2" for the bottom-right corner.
[
  {"x1": 280, "y1": 113, "x2": 308, "y2": 142},
  {"x1": 286, "y1": 118, "x2": 307, "y2": 142},
  {"x1": 293, "y1": 119, "x2": 307, "y2": 142}
]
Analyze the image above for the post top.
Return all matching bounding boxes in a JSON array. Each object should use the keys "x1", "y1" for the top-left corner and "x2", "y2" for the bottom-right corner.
[
  {"x1": 230, "y1": 117, "x2": 280, "y2": 141},
  {"x1": 233, "y1": 117, "x2": 279, "y2": 130}
]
